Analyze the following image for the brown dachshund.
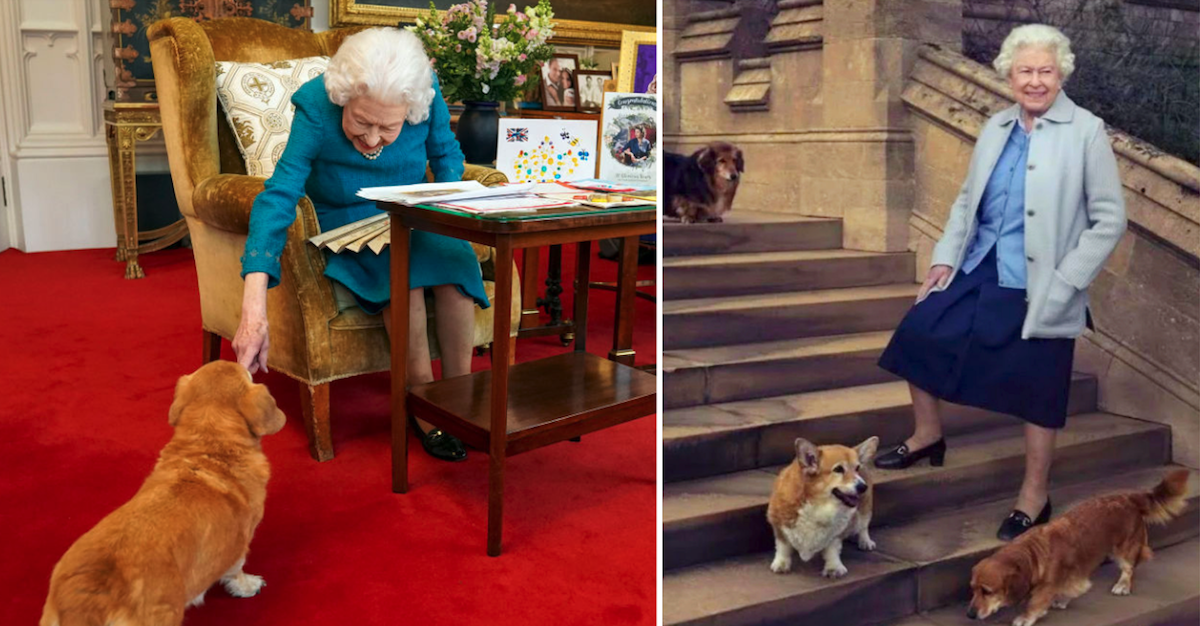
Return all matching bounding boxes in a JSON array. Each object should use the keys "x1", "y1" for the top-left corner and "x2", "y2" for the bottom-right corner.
[{"x1": 664, "y1": 142, "x2": 744, "y2": 224}]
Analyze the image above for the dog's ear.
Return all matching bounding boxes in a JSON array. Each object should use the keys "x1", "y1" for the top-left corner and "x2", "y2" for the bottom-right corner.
[
  {"x1": 239, "y1": 384, "x2": 286, "y2": 438},
  {"x1": 855, "y1": 436, "x2": 879, "y2": 465},
  {"x1": 696, "y1": 146, "x2": 716, "y2": 175},
  {"x1": 167, "y1": 374, "x2": 193, "y2": 427},
  {"x1": 1003, "y1": 553, "x2": 1033, "y2": 601},
  {"x1": 795, "y1": 438, "x2": 820, "y2": 475},
  {"x1": 734, "y1": 148, "x2": 745, "y2": 173}
]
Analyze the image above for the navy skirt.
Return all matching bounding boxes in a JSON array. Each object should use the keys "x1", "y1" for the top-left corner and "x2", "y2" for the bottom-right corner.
[{"x1": 877, "y1": 248, "x2": 1074, "y2": 428}]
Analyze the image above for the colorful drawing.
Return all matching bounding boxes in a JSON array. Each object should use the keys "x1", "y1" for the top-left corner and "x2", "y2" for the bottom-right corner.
[
  {"x1": 496, "y1": 119, "x2": 598, "y2": 183},
  {"x1": 506, "y1": 127, "x2": 529, "y2": 142}
]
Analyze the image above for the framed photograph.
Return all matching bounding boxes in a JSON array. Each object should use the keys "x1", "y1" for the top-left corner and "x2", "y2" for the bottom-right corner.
[
  {"x1": 599, "y1": 92, "x2": 657, "y2": 187},
  {"x1": 495, "y1": 119, "x2": 599, "y2": 183},
  {"x1": 330, "y1": 0, "x2": 654, "y2": 48},
  {"x1": 574, "y1": 70, "x2": 611, "y2": 113},
  {"x1": 617, "y1": 30, "x2": 657, "y2": 94},
  {"x1": 540, "y1": 54, "x2": 580, "y2": 112}
]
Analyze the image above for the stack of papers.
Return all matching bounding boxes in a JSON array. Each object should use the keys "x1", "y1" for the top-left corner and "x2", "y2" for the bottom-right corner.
[{"x1": 312, "y1": 179, "x2": 656, "y2": 254}]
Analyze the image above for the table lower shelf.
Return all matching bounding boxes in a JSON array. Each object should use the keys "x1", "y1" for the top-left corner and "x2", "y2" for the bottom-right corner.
[{"x1": 408, "y1": 352, "x2": 656, "y2": 456}]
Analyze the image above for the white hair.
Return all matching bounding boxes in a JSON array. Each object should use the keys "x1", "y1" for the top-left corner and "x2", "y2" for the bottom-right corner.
[
  {"x1": 993, "y1": 24, "x2": 1076, "y2": 81},
  {"x1": 324, "y1": 28, "x2": 435, "y2": 124}
]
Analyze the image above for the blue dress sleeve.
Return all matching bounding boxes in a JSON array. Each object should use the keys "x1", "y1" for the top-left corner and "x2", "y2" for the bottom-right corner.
[
  {"x1": 240, "y1": 92, "x2": 326, "y2": 288},
  {"x1": 425, "y1": 74, "x2": 466, "y2": 183}
]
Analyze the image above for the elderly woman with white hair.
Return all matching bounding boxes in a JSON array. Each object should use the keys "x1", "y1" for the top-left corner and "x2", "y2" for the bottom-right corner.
[
  {"x1": 233, "y1": 28, "x2": 484, "y2": 462},
  {"x1": 873, "y1": 24, "x2": 1127, "y2": 540}
]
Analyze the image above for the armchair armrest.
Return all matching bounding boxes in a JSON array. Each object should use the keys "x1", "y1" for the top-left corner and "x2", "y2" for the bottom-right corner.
[{"x1": 462, "y1": 164, "x2": 508, "y2": 187}]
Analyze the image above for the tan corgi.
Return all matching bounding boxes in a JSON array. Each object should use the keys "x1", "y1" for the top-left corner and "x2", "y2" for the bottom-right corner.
[{"x1": 766, "y1": 436, "x2": 879, "y2": 578}]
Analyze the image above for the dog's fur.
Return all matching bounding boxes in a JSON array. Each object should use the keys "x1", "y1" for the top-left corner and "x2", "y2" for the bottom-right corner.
[
  {"x1": 766, "y1": 436, "x2": 879, "y2": 578},
  {"x1": 967, "y1": 469, "x2": 1190, "y2": 626},
  {"x1": 664, "y1": 142, "x2": 744, "y2": 224},
  {"x1": 40, "y1": 361, "x2": 286, "y2": 626}
]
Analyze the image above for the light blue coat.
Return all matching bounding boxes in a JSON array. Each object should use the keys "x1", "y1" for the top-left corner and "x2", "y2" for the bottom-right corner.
[{"x1": 930, "y1": 92, "x2": 1127, "y2": 339}]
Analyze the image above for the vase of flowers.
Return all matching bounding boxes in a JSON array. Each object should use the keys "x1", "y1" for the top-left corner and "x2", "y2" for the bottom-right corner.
[{"x1": 411, "y1": 0, "x2": 556, "y2": 164}]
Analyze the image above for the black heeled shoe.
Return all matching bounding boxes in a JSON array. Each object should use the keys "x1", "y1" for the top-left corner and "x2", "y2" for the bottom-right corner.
[
  {"x1": 997, "y1": 499, "x2": 1052, "y2": 541},
  {"x1": 874, "y1": 438, "x2": 946, "y2": 470},
  {"x1": 411, "y1": 419, "x2": 467, "y2": 462}
]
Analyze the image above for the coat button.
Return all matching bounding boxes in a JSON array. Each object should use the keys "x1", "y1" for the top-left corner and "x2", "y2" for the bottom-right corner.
[
  {"x1": 1027, "y1": 210, "x2": 1035, "y2": 216},
  {"x1": 1036, "y1": 122, "x2": 1043, "y2": 130},
  {"x1": 1026, "y1": 256, "x2": 1035, "y2": 262},
  {"x1": 1028, "y1": 163, "x2": 1036, "y2": 170}
]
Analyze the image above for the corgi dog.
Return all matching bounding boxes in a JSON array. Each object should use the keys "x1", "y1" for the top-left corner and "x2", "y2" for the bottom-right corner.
[
  {"x1": 967, "y1": 469, "x2": 1190, "y2": 626},
  {"x1": 766, "y1": 436, "x2": 879, "y2": 578}
]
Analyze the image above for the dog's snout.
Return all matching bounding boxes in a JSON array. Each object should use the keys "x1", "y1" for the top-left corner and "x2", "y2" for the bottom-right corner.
[
  {"x1": 729, "y1": 172, "x2": 739, "y2": 180},
  {"x1": 966, "y1": 606, "x2": 978, "y2": 620},
  {"x1": 855, "y1": 481, "x2": 867, "y2": 494}
]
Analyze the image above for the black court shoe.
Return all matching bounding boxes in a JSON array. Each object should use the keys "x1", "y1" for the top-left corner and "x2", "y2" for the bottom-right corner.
[
  {"x1": 412, "y1": 419, "x2": 467, "y2": 462},
  {"x1": 874, "y1": 438, "x2": 946, "y2": 470},
  {"x1": 997, "y1": 499, "x2": 1052, "y2": 541}
]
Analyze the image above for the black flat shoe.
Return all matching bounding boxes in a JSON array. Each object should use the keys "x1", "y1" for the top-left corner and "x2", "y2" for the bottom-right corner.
[
  {"x1": 412, "y1": 420, "x2": 467, "y2": 462},
  {"x1": 874, "y1": 438, "x2": 946, "y2": 470},
  {"x1": 997, "y1": 499, "x2": 1052, "y2": 541}
]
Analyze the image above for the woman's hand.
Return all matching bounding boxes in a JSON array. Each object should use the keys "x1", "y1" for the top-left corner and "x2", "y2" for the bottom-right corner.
[
  {"x1": 233, "y1": 273, "x2": 271, "y2": 374},
  {"x1": 918, "y1": 265, "x2": 954, "y2": 302}
]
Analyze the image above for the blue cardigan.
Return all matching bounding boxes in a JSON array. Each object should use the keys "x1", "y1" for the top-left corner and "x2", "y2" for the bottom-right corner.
[{"x1": 240, "y1": 75, "x2": 489, "y2": 314}]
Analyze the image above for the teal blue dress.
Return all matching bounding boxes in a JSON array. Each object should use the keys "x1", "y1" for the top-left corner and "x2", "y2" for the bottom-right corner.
[{"x1": 240, "y1": 75, "x2": 490, "y2": 315}]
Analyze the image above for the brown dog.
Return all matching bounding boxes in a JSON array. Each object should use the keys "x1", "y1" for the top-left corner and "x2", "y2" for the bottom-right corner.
[
  {"x1": 40, "y1": 361, "x2": 286, "y2": 626},
  {"x1": 767, "y1": 437, "x2": 879, "y2": 578},
  {"x1": 967, "y1": 469, "x2": 1190, "y2": 626},
  {"x1": 664, "y1": 142, "x2": 744, "y2": 224}
]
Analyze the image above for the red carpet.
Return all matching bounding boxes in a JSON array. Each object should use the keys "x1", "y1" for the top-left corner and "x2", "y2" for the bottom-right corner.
[{"x1": 0, "y1": 244, "x2": 656, "y2": 624}]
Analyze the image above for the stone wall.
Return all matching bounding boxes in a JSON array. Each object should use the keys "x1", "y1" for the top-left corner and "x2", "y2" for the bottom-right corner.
[{"x1": 904, "y1": 44, "x2": 1200, "y2": 468}]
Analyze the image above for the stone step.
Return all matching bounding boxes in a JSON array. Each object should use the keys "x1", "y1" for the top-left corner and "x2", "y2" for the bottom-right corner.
[
  {"x1": 916, "y1": 541, "x2": 1200, "y2": 626},
  {"x1": 663, "y1": 413, "x2": 1170, "y2": 571},
  {"x1": 663, "y1": 283, "x2": 918, "y2": 350},
  {"x1": 663, "y1": 249, "x2": 915, "y2": 299},
  {"x1": 663, "y1": 374, "x2": 1099, "y2": 482},
  {"x1": 662, "y1": 211, "x2": 842, "y2": 257},
  {"x1": 664, "y1": 330, "x2": 897, "y2": 410},
  {"x1": 663, "y1": 467, "x2": 1199, "y2": 626}
]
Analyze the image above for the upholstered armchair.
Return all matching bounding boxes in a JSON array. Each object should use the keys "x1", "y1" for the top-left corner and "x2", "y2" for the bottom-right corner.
[{"x1": 148, "y1": 17, "x2": 520, "y2": 462}]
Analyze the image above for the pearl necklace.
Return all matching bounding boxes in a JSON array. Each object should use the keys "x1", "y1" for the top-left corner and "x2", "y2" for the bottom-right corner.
[{"x1": 361, "y1": 145, "x2": 384, "y2": 160}]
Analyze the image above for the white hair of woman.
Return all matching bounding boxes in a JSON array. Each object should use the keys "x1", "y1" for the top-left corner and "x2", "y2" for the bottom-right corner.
[
  {"x1": 323, "y1": 27, "x2": 436, "y2": 124},
  {"x1": 992, "y1": 23, "x2": 1076, "y2": 81}
]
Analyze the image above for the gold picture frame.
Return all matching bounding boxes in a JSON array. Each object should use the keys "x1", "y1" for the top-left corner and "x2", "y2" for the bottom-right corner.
[
  {"x1": 330, "y1": 0, "x2": 654, "y2": 48},
  {"x1": 617, "y1": 30, "x2": 657, "y2": 93}
]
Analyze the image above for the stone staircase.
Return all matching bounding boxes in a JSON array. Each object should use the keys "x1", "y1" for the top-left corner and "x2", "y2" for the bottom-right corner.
[{"x1": 662, "y1": 211, "x2": 1200, "y2": 626}]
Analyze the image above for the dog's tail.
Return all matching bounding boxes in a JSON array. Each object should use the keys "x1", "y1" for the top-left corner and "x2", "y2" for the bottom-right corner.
[{"x1": 1138, "y1": 469, "x2": 1190, "y2": 525}]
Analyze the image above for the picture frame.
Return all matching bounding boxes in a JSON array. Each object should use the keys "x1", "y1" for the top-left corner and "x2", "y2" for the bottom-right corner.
[
  {"x1": 598, "y1": 92, "x2": 657, "y2": 187},
  {"x1": 495, "y1": 118, "x2": 598, "y2": 183},
  {"x1": 617, "y1": 30, "x2": 657, "y2": 94},
  {"x1": 574, "y1": 70, "x2": 611, "y2": 113},
  {"x1": 540, "y1": 54, "x2": 580, "y2": 112},
  {"x1": 330, "y1": 0, "x2": 655, "y2": 48}
]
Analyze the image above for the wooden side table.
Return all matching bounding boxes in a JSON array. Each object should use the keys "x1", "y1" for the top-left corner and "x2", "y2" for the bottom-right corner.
[
  {"x1": 383, "y1": 202, "x2": 657, "y2": 556},
  {"x1": 104, "y1": 101, "x2": 188, "y2": 279}
]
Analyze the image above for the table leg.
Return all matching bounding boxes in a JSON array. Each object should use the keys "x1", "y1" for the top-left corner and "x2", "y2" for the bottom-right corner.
[
  {"x1": 538, "y1": 244, "x2": 564, "y2": 326},
  {"x1": 488, "y1": 236, "x2": 515, "y2": 556},
  {"x1": 106, "y1": 124, "x2": 144, "y2": 279},
  {"x1": 574, "y1": 241, "x2": 591, "y2": 353},
  {"x1": 608, "y1": 236, "x2": 638, "y2": 366},
  {"x1": 519, "y1": 247, "x2": 541, "y2": 329},
  {"x1": 390, "y1": 221, "x2": 411, "y2": 494}
]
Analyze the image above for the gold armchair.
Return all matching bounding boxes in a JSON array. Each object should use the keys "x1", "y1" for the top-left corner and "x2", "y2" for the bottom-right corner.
[{"x1": 148, "y1": 17, "x2": 519, "y2": 462}]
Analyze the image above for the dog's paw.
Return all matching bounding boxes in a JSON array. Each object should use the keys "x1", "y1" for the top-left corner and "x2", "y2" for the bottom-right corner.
[
  {"x1": 770, "y1": 555, "x2": 792, "y2": 574},
  {"x1": 857, "y1": 536, "x2": 876, "y2": 552},
  {"x1": 1012, "y1": 615, "x2": 1041, "y2": 626},
  {"x1": 1111, "y1": 580, "x2": 1131, "y2": 596},
  {"x1": 1051, "y1": 598, "x2": 1070, "y2": 610},
  {"x1": 224, "y1": 573, "x2": 266, "y2": 598},
  {"x1": 821, "y1": 563, "x2": 848, "y2": 579},
  {"x1": 706, "y1": 216, "x2": 724, "y2": 223}
]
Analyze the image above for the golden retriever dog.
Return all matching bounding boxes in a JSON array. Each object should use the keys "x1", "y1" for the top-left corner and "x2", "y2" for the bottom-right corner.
[
  {"x1": 767, "y1": 436, "x2": 879, "y2": 578},
  {"x1": 664, "y1": 142, "x2": 744, "y2": 224},
  {"x1": 40, "y1": 360, "x2": 286, "y2": 626},
  {"x1": 967, "y1": 469, "x2": 1190, "y2": 626}
]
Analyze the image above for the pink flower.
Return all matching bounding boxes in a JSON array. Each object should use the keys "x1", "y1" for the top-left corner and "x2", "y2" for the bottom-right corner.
[
  {"x1": 516, "y1": 12, "x2": 526, "y2": 22},
  {"x1": 457, "y1": 30, "x2": 467, "y2": 40},
  {"x1": 525, "y1": 29, "x2": 538, "y2": 40},
  {"x1": 508, "y1": 3, "x2": 516, "y2": 13},
  {"x1": 455, "y1": 43, "x2": 462, "y2": 52},
  {"x1": 518, "y1": 53, "x2": 526, "y2": 61},
  {"x1": 515, "y1": 74, "x2": 526, "y2": 86}
]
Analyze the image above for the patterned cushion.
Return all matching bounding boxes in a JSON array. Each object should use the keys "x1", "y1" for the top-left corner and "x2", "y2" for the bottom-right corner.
[{"x1": 214, "y1": 56, "x2": 330, "y2": 178}]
